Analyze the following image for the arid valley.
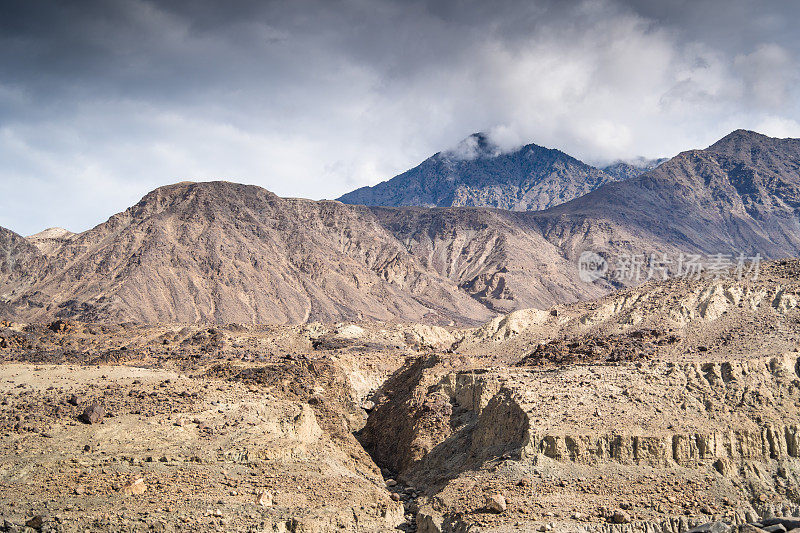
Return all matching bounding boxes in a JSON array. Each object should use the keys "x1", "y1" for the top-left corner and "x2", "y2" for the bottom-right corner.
[
  {"x1": 3, "y1": 2, "x2": 800, "y2": 531},
  {"x1": 4, "y1": 130, "x2": 800, "y2": 532}
]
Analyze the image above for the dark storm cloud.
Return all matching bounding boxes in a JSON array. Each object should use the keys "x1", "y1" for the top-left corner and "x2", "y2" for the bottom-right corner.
[{"x1": 1, "y1": 0, "x2": 799, "y2": 235}]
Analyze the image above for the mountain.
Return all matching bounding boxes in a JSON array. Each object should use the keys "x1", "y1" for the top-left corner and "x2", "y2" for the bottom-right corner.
[
  {"x1": 2, "y1": 130, "x2": 799, "y2": 325},
  {"x1": 0, "y1": 182, "x2": 499, "y2": 325},
  {"x1": 601, "y1": 156, "x2": 668, "y2": 180},
  {"x1": 0, "y1": 226, "x2": 44, "y2": 298},
  {"x1": 363, "y1": 129, "x2": 800, "y2": 317},
  {"x1": 26, "y1": 227, "x2": 75, "y2": 255},
  {"x1": 529, "y1": 129, "x2": 800, "y2": 260},
  {"x1": 338, "y1": 133, "x2": 619, "y2": 211},
  {"x1": 369, "y1": 206, "x2": 608, "y2": 314}
]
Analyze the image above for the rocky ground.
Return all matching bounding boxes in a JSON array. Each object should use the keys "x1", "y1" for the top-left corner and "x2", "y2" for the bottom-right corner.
[
  {"x1": 0, "y1": 322, "x2": 416, "y2": 532},
  {"x1": 3, "y1": 262, "x2": 800, "y2": 532}
]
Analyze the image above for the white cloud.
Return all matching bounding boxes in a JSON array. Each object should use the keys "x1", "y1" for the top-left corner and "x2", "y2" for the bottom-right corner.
[
  {"x1": 734, "y1": 44, "x2": 798, "y2": 109},
  {"x1": 754, "y1": 116, "x2": 800, "y2": 139}
]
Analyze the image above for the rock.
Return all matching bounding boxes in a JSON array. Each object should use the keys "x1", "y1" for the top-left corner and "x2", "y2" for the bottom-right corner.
[
  {"x1": 361, "y1": 400, "x2": 375, "y2": 411},
  {"x1": 336, "y1": 325, "x2": 365, "y2": 339},
  {"x1": 121, "y1": 477, "x2": 147, "y2": 496},
  {"x1": 763, "y1": 519, "x2": 800, "y2": 530},
  {"x1": 713, "y1": 458, "x2": 732, "y2": 477},
  {"x1": 403, "y1": 324, "x2": 456, "y2": 351},
  {"x1": 257, "y1": 491, "x2": 273, "y2": 507},
  {"x1": 79, "y1": 402, "x2": 105, "y2": 424},
  {"x1": 416, "y1": 507, "x2": 444, "y2": 533},
  {"x1": 738, "y1": 526, "x2": 767, "y2": 533},
  {"x1": 67, "y1": 394, "x2": 80, "y2": 406},
  {"x1": 25, "y1": 515, "x2": 44, "y2": 529},
  {"x1": 48, "y1": 320, "x2": 73, "y2": 333},
  {"x1": 485, "y1": 493, "x2": 507, "y2": 513},
  {"x1": 687, "y1": 522, "x2": 732, "y2": 532},
  {"x1": 385, "y1": 479, "x2": 397, "y2": 487},
  {"x1": 610, "y1": 509, "x2": 631, "y2": 524}
]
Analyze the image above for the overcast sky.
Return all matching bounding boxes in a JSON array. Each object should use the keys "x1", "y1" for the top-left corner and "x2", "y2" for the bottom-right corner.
[{"x1": 1, "y1": 0, "x2": 799, "y2": 235}]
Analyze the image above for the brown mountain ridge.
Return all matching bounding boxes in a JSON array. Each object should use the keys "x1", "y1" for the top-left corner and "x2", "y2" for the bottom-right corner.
[{"x1": 1, "y1": 129, "x2": 799, "y2": 325}]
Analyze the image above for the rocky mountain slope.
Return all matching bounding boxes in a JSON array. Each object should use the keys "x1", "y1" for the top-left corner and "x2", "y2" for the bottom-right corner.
[
  {"x1": 369, "y1": 206, "x2": 609, "y2": 314},
  {"x1": 529, "y1": 130, "x2": 800, "y2": 261},
  {"x1": 364, "y1": 129, "x2": 800, "y2": 314},
  {"x1": 1, "y1": 182, "x2": 494, "y2": 325},
  {"x1": 3, "y1": 262, "x2": 800, "y2": 531},
  {"x1": 0, "y1": 226, "x2": 44, "y2": 298},
  {"x1": 2, "y1": 130, "x2": 799, "y2": 325},
  {"x1": 458, "y1": 258, "x2": 800, "y2": 360},
  {"x1": 601, "y1": 157, "x2": 668, "y2": 181},
  {"x1": 338, "y1": 133, "x2": 619, "y2": 211}
]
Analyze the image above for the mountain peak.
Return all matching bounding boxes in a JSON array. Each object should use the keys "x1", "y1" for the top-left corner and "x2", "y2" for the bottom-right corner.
[
  {"x1": 130, "y1": 181, "x2": 278, "y2": 214},
  {"x1": 704, "y1": 129, "x2": 800, "y2": 164},
  {"x1": 601, "y1": 157, "x2": 668, "y2": 181},
  {"x1": 441, "y1": 132, "x2": 502, "y2": 161},
  {"x1": 338, "y1": 134, "x2": 614, "y2": 211},
  {"x1": 708, "y1": 129, "x2": 773, "y2": 151},
  {"x1": 27, "y1": 227, "x2": 74, "y2": 240}
]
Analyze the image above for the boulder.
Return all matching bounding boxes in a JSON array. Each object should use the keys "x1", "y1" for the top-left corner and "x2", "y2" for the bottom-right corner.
[
  {"x1": 485, "y1": 493, "x2": 507, "y2": 513},
  {"x1": 121, "y1": 478, "x2": 147, "y2": 496},
  {"x1": 79, "y1": 402, "x2": 105, "y2": 424}
]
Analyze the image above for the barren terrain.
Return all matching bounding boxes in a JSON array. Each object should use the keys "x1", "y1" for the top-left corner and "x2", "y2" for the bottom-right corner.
[
  {"x1": 3, "y1": 131, "x2": 800, "y2": 324},
  {"x1": 2, "y1": 261, "x2": 800, "y2": 532}
]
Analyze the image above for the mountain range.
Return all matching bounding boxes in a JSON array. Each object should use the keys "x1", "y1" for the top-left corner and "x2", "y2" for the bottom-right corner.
[
  {"x1": 337, "y1": 132, "x2": 665, "y2": 210},
  {"x1": 1, "y1": 129, "x2": 799, "y2": 325}
]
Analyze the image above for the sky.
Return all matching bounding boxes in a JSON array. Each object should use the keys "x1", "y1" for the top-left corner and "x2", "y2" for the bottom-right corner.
[{"x1": 1, "y1": 0, "x2": 800, "y2": 235}]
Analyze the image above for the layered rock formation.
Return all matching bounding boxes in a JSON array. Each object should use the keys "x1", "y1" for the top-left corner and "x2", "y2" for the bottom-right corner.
[{"x1": 359, "y1": 261, "x2": 800, "y2": 532}]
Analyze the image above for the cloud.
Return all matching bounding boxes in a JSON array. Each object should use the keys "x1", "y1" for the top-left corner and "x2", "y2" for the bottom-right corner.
[
  {"x1": 754, "y1": 116, "x2": 800, "y2": 139},
  {"x1": 0, "y1": 0, "x2": 799, "y2": 234},
  {"x1": 734, "y1": 44, "x2": 798, "y2": 109}
]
